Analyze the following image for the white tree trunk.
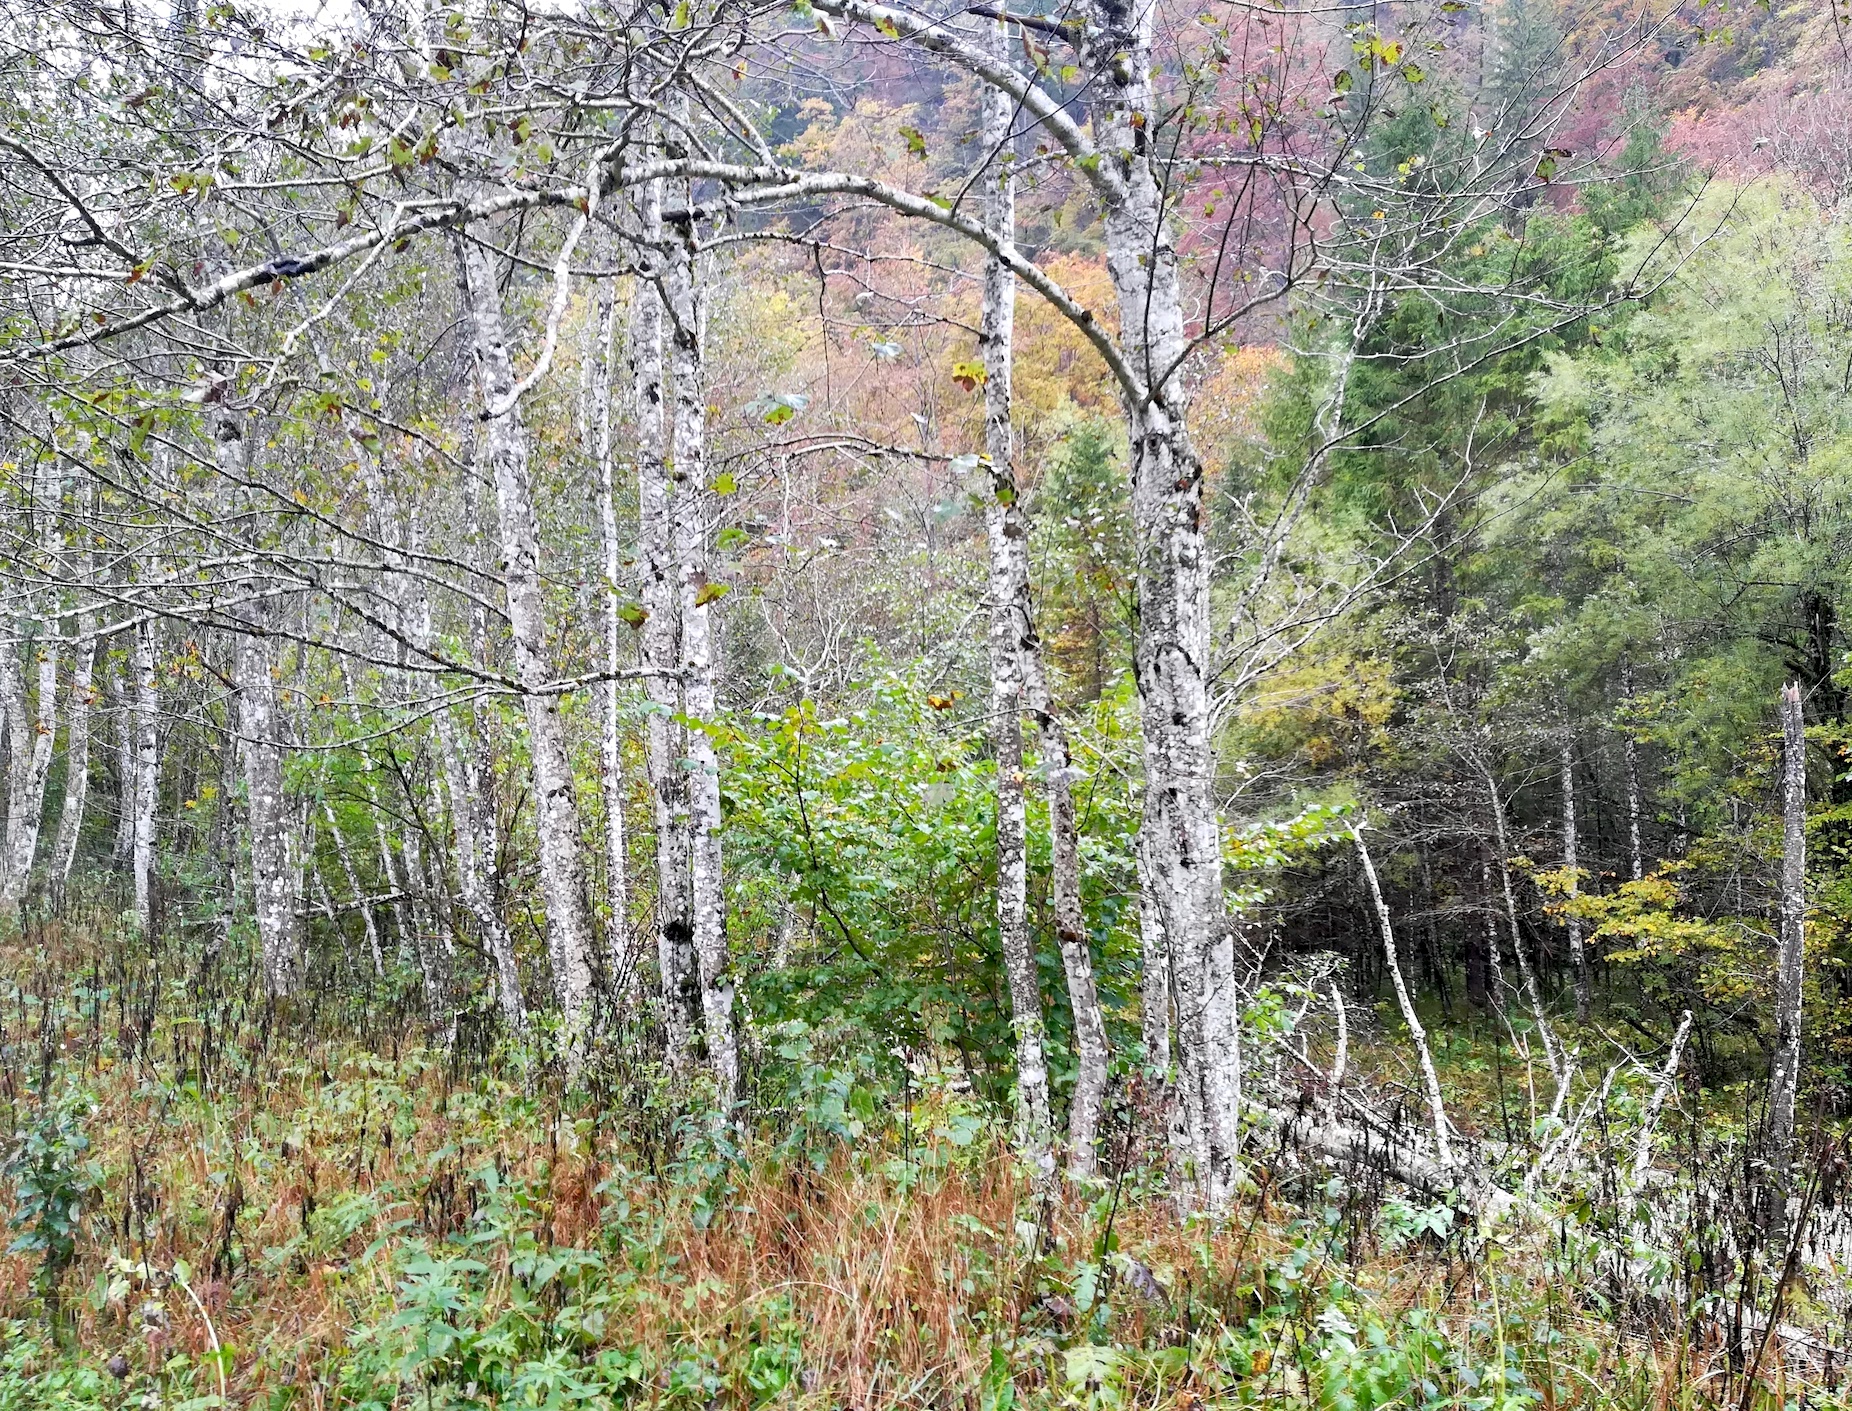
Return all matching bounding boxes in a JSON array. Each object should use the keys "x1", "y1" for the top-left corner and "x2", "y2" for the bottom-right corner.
[
  {"x1": 1561, "y1": 736, "x2": 1589, "y2": 1021},
  {"x1": 1, "y1": 628, "x2": 57, "y2": 910},
  {"x1": 1622, "y1": 660, "x2": 1643, "y2": 882},
  {"x1": 1767, "y1": 682, "x2": 1807, "y2": 1224},
  {"x1": 131, "y1": 623, "x2": 159, "y2": 936},
  {"x1": 435, "y1": 705, "x2": 526, "y2": 1033},
  {"x1": 111, "y1": 660, "x2": 135, "y2": 865},
  {"x1": 1353, "y1": 826, "x2": 1454, "y2": 1167},
  {"x1": 1081, "y1": 0, "x2": 1236, "y2": 1205},
  {"x1": 979, "y1": 23, "x2": 1051, "y2": 1155},
  {"x1": 590, "y1": 278, "x2": 635, "y2": 995},
  {"x1": 631, "y1": 174, "x2": 699, "y2": 1062},
  {"x1": 3, "y1": 466, "x2": 63, "y2": 909},
  {"x1": 51, "y1": 617, "x2": 96, "y2": 887},
  {"x1": 456, "y1": 236, "x2": 598, "y2": 1047},
  {"x1": 213, "y1": 412, "x2": 299, "y2": 995},
  {"x1": 1484, "y1": 766, "x2": 1565, "y2": 1088},
  {"x1": 665, "y1": 201, "x2": 738, "y2": 1107},
  {"x1": 236, "y1": 624, "x2": 295, "y2": 995},
  {"x1": 322, "y1": 801, "x2": 383, "y2": 977}
]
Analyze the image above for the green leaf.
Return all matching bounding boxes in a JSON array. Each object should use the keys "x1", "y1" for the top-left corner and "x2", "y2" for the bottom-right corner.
[
  {"x1": 616, "y1": 602, "x2": 648, "y2": 628},
  {"x1": 694, "y1": 581, "x2": 730, "y2": 607},
  {"x1": 717, "y1": 526, "x2": 750, "y2": 552},
  {"x1": 712, "y1": 472, "x2": 739, "y2": 494},
  {"x1": 898, "y1": 124, "x2": 926, "y2": 158},
  {"x1": 1332, "y1": 69, "x2": 1353, "y2": 94}
]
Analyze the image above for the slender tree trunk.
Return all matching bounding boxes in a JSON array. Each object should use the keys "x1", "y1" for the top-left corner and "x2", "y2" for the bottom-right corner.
[
  {"x1": 456, "y1": 236, "x2": 598, "y2": 1046},
  {"x1": 1353, "y1": 826, "x2": 1453, "y2": 1167},
  {"x1": 1767, "y1": 682, "x2": 1807, "y2": 1231},
  {"x1": 131, "y1": 623, "x2": 158, "y2": 936},
  {"x1": 4, "y1": 463, "x2": 62, "y2": 909},
  {"x1": 1477, "y1": 853, "x2": 1505, "y2": 1014},
  {"x1": 1622, "y1": 660, "x2": 1643, "y2": 882},
  {"x1": 213, "y1": 412, "x2": 298, "y2": 995},
  {"x1": 1080, "y1": 0, "x2": 1235, "y2": 1206},
  {"x1": 631, "y1": 173, "x2": 699, "y2": 1062},
  {"x1": 51, "y1": 617, "x2": 96, "y2": 888},
  {"x1": 1561, "y1": 736, "x2": 1589, "y2": 1021},
  {"x1": 980, "y1": 22, "x2": 1050, "y2": 1154},
  {"x1": 590, "y1": 278, "x2": 635, "y2": 995},
  {"x1": 1484, "y1": 767, "x2": 1564, "y2": 1087},
  {"x1": 435, "y1": 706, "x2": 526, "y2": 1032},
  {"x1": 111, "y1": 661, "x2": 134, "y2": 866},
  {"x1": 665, "y1": 197, "x2": 738, "y2": 1107},
  {"x1": 236, "y1": 624, "x2": 295, "y2": 995},
  {"x1": 322, "y1": 801, "x2": 383, "y2": 978},
  {"x1": 1, "y1": 626, "x2": 57, "y2": 910}
]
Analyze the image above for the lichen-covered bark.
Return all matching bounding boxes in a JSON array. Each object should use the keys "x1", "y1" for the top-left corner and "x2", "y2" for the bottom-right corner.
[
  {"x1": 1081, "y1": 0, "x2": 1236, "y2": 1205},
  {"x1": 457, "y1": 237, "x2": 597, "y2": 1045},
  {"x1": 631, "y1": 172, "x2": 700, "y2": 1062},
  {"x1": 664, "y1": 197, "x2": 738, "y2": 1107}
]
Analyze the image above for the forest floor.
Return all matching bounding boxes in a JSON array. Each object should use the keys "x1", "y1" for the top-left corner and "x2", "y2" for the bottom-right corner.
[{"x1": 0, "y1": 922, "x2": 1837, "y2": 1410}]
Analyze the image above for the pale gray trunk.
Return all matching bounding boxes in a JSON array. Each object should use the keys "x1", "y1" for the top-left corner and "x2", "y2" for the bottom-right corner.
[
  {"x1": 236, "y1": 624, "x2": 295, "y2": 995},
  {"x1": 632, "y1": 174, "x2": 699, "y2": 1061},
  {"x1": 590, "y1": 279, "x2": 635, "y2": 994},
  {"x1": 435, "y1": 706, "x2": 526, "y2": 1033},
  {"x1": 3, "y1": 465, "x2": 62, "y2": 908},
  {"x1": 111, "y1": 662, "x2": 135, "y2": 865},
  {"x1": 456, "y1": 237, "x2": 598, "y2": 1045},
  {"x1": 214, "y1": 413, "x2": 298, "y2": 995},
  {"x1": 1561, "y1": 737, "x2": 1589, "y2": 1020},
  {"x1": 322, "y1": 801, "x2": 383, "y2": 978},
  {"x1": 665, "y1": 202, "x2": 738, "y2": 1106},
  {"x1": 980, "y1": 23, "x2": 1051, "y2": 1154},
  {"x1": 51, "y1": 618, "x2": 96, "y2": 886},
  {"x1": 131, "y1": 623, "x2": 158, "y2": 935},
  {"x1": 1353, "y1": 826, "x2": 1453, "y2": 1166},
  {"x1": 1082, "y1": 0, "x2": 1236, "y2": 1205},
  {"x1": 1485, "y1": 768, "x2": 1565, "y2": 1087},
  {"x1": 1479, "y1": 853, "x2": 1506, "y2": 1015},
  {"x1": 1, "y1": 627, "x2": 57, "y2": 909},
  {"x1": 1622, "y1": 660, "x2": 1643, "y2": 881},
  {"x1": 1767, "y1": 682, "x2": 1807, "y2": 1226}
]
